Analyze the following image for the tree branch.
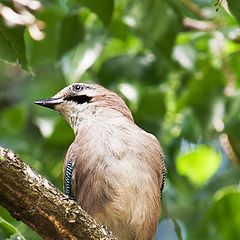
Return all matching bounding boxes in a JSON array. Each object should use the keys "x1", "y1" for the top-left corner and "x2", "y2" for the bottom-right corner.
[{"x1": 0, "y1": 146, "x2": 115, "y2": 240}]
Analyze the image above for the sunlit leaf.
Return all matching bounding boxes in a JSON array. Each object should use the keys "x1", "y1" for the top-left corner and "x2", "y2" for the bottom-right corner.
[
  {"x1": 176, "y1": 145, "x2": 221, "y2": 186},
  {"x1": 61, "y1": 34, "x2": 104, "y2": 83}
]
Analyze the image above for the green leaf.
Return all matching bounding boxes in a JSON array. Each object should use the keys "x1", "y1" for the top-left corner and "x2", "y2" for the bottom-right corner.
[
  {"x1": 25, "y1": 8, "x2": 64, "y2": 65},
  {"x1": 1, "y1": 104, "x2": 27, "y2": 134},
  {"x1": 224, "y1": 95, "x2": 240, "y2": 133},
  {"x1": 177, "y1": 68, "x2": 225, "y2": 129},
  {"x1": 46, "y1": 119, "x2": 74, "y2": 147},
  {"x1": 227, "y1": 0, "x2": 240, "y2": 25},
  {"x1": 0, "y1": 216, "x2": 26, "y2": 240},
  {"x1": 0, "y1": 20, "x2": 28, "y2": 70},
  {"x1": 181, "y1": 109, "x2": 202, "y2": 142},
  {"x1": 128, "y1": 0, "x2": 182, "y2": 57},
  {"x1": 207, "y1": 186, "x2": 240, "y2": 239},
  {"x1": 78, "y1": 0, "x2": 114, "y2": 26},
  {"x1": 138, "y1": 88, "x2": 166, "y2": 118},
  {"x1": 98, "y1": 53, "x2": 158, "y2": 86},
  {"x1": 61, "y1": 33, "x2": 104, "y2": 83},
  {"x1": 58, "y1": 14, "x2": 85, "y2": 58},
  {"x1": 176, "y1": 145, "x2": 221, "y2": 186}
]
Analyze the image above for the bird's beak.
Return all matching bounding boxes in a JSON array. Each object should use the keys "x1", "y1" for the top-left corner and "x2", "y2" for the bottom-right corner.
[{"x1": 34, "y1": 97, "x2": 63, "y2": 109}]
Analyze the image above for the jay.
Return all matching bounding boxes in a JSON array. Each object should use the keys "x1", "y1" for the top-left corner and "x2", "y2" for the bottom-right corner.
[{"x1": 35, "y1": 83, "x2": 165, "y2": 240}]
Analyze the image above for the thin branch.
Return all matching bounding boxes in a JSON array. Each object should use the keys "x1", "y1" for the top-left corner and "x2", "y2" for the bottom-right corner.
[
  {"x1": 180, "y1": 0, "x2": 206, "y2": 18},
  {"x1": 183, "y1": 17, "x2": 217, "y2": 31},
  {"x1": 0, "y1": 146, "x2": 115, "y2": 240}
]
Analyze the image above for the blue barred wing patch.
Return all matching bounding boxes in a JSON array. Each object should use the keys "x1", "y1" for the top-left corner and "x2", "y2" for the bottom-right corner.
[{"x1": 65, "y1": 160, "x2": 75, "y2": 199}]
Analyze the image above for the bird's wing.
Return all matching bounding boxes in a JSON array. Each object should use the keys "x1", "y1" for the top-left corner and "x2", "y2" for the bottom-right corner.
[{"x1": 64, "y1": 159, "x2": 76, "y2": 199}]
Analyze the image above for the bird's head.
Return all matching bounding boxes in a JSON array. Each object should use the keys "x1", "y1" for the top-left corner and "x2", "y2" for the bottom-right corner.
[{"x1": 35, "y1": 83, "x2": 133, "y2": 132}]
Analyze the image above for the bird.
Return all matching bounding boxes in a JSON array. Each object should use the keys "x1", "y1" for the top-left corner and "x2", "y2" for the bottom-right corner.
[{"x1": 35, "y1": 83, "x2": 165, "y2": 240}]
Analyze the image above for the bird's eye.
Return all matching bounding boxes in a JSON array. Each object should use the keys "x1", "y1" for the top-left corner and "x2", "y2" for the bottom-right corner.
[{"x1": 72, "y1": 84, "x2": 84, "y2": 92}]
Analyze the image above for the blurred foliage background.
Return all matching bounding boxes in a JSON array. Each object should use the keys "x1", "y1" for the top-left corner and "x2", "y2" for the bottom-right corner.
[{"x1": 0, "y1": 0, "x2": 240, "y2": 239}]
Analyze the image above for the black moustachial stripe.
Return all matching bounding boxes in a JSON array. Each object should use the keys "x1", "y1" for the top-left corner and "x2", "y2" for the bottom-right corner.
[
  {"x1": 65, "y1": 160, "x2": 75, "y2": 199},
  {"x1": 64, "y1": 95, "x2": 92, "y2": 104}
]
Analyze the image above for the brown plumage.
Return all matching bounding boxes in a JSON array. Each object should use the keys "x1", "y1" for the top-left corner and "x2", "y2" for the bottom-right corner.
[{"x1": 35, "y1": 83, "x2": 165, "y2": 240}]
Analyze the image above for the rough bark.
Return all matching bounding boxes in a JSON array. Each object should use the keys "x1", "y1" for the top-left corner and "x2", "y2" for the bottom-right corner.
[{"x1": 0, "y1": 146, "x2": 116, "y2": 240}]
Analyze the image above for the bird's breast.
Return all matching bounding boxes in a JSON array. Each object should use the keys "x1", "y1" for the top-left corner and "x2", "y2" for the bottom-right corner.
[{"x1": 64, "y1": 120, "x2": 163, "y2": 240}]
